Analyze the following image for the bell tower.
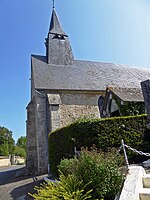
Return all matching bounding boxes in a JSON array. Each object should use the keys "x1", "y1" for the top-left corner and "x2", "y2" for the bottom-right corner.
[{"x1": 45, "y1": 3, "x2": 74, "y2": 65}]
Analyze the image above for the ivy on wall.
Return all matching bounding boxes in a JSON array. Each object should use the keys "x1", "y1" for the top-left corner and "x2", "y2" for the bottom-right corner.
[{"x1": 112, "y1": 96, "x2": 145, "y2": 116}]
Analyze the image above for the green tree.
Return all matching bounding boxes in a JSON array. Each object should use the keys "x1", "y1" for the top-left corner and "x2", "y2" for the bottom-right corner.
[
  {"x1": 16, "y1": 136, "x2": 26, "y2": 150},
  {"x1": 15, "y1": 136, "x2": 26, "y2": 158},
  {"x1": 14, "y1": 146, "x2": 26, "y2": 158},
  {"x1": 0, "y1": 126, "x2": 15, "y2": 156}
]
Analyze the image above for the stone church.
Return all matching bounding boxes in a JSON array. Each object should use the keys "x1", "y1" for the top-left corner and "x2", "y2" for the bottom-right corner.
[{"x1": 26, "y1": 8, "x2": 150, "y2": 174}]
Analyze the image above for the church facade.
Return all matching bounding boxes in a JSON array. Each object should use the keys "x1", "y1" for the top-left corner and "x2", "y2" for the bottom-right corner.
[{"x1": 26, "y1": 8, "x2": 150, "y2": 174}]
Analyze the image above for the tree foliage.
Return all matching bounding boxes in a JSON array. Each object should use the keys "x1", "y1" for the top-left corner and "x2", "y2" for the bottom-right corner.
[
  {"x1": 0, "y1": 126, "x2": 15, "y2": 156},
  {"x1": 0, "y1": 126, "x2": 26, "y2": 158},
  {"x1": 16, "y1": 136, "x2": 26, "y2": 150},
  {"x1": 14, "y1": 146, "x2": 26, "y2": 158},
  {"x1": 15, "y1": 136, "x2": 26, "y2": 158}
]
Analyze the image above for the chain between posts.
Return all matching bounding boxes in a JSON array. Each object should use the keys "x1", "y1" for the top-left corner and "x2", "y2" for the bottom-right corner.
[
  {"x1": 119, "y1": 141, "x2": 150, "y2": 157},
  {"x1": 119, "y1": 139, "x2": 150, "y2": 172},
  {"x1": 124, "y1": 144, "x2": 150, "y2": 157}
]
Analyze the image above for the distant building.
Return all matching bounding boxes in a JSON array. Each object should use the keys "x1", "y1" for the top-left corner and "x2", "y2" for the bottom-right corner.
[{"x1": 26, "y1": 8, "x2": 150, "y2": 174}]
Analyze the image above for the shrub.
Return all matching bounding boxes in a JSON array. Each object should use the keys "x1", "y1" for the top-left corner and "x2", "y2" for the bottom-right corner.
[
  {"x1": 58, "y1": 157, "x2": 79, "y2": 176},
  {"x1": 58, "y1": 148, "x2": 123, "y2": 200},
  {"x1": 29, "y1": 173, "x2": 92, "y2": 200},
  {"x1": 49, "y1": 115, "x2": 150, "y2": 175}
]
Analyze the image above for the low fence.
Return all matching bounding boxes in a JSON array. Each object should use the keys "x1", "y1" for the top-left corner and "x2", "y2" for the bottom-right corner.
[{"x1": 119, "y1": 139, "x2": 150, "y2": 170}]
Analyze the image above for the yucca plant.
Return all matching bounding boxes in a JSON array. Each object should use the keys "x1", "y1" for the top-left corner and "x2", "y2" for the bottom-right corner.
[{"x1": 29, "y1": 173, "x2": 92, "y2": 200}]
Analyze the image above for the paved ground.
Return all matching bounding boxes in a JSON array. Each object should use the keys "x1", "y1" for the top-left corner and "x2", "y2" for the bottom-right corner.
[
  {"x1": 0, "y1": 165, "x2": 25, "y2": 185},
  {"x1": 0, "y1": 165, "x2": 46, "y2": 200}
]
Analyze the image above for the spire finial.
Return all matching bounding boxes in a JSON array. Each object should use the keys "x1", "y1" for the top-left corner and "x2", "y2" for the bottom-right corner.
[{"x1": 53, "y1": 0, "x2": 55, "y2": 9}]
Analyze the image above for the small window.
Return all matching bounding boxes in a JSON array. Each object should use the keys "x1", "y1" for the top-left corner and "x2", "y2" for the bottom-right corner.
[{"x1": 51, "y1": 104, "x2": 59, "y2": 111}]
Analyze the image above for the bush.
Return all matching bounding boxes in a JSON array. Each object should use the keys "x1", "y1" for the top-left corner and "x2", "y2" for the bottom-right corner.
[
  {"x1": 58, "y1": 148, "x2": 123, "y2": 200},
  {"x1": 58, "y1": 157, "x2": 79, "y2": 176},
  {"x1": 49, "y1": 115, "x2": 150, "y2": 175},
  {"x1": 29, "y1": 173, "x2": 92, "y2": 200}
]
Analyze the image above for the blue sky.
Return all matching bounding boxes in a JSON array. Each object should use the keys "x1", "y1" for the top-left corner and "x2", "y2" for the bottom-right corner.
[{"x1": 1, "y1": 0, "x2": 150, "y2": 142}]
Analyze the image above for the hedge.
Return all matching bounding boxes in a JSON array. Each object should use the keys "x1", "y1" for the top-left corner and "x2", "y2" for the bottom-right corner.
[{"x1": 49, "y1": 115, "x2": 150, "y2": 175}]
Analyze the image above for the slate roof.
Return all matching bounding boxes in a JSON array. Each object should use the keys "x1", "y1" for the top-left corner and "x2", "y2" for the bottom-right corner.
[
  {"x1": 107, "y1": 87, "x2": 143, "y2": 102},
  {"x1": 32, "y1": 55, "x2": 150, "y2": 91}
]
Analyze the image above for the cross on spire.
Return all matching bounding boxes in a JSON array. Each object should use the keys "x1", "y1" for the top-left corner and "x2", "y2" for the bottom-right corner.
[{"x1": 53, "y1": 0, "x2": 55, "y2": 9}]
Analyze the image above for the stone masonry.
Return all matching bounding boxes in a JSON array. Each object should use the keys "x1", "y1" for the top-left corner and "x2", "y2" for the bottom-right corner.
[{"x1": 48, "y1": 92, "x2": 102, "y2": 130}]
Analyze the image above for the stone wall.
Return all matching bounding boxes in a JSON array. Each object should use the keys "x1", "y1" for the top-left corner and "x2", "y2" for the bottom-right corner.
[
  {"x1": 26, "y1": 91, "x2": 104, "y2": 174},
  {"x1": 26, "y1": 98, "x2": 38, "y2": 173},
  {"x1": 48, "y1": 92, "x2": 104, "y2": 130},
  {"x1": 0, "y1": 156, "x2": 25, "y2": 167},
  {"x1": 35, "y1": 92, "x2": 49, "y2": 174},
  {"x1": 60, "y1": 93, "x2": 101, "y2": 126},
  {"x1": 0, "y1": 156, "x2": 11, "y2": 167}
]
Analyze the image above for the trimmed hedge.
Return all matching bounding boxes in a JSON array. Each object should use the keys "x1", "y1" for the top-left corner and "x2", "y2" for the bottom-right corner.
[{"x1": 49, "y1": 115, "x2": 150, "y2": 175}]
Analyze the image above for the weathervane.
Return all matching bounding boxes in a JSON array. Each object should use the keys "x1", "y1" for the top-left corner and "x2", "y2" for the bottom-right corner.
[{"x1": 53, "y1": 0, "x2": 55, "y2": 9}]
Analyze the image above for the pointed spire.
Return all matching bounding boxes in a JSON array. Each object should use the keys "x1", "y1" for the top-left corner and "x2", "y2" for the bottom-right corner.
[
  {"x1": 46, "y1": 3, "x2": 74, "y2": 65},
  {"x1": 49, "y1": 9, "x2": 64, "y2": 34}
]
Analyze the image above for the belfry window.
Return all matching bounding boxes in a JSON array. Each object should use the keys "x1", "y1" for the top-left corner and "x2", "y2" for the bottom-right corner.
[{"x1": 52, "y1": 33, "x2": 65, "y2": 40}]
